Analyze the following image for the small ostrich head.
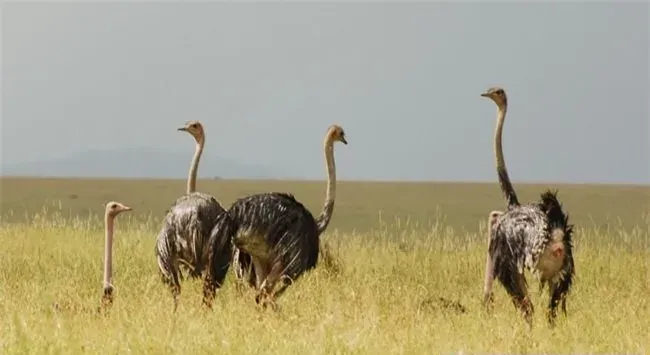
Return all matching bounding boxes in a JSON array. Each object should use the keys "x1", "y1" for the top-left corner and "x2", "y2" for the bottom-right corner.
[
  {"x1": 328, "y1": 124, "x2": 348, "y2": 145},
  {"x1": 481, "y1": 87, "x2": 508, "y2": 109},
  {"x1": 178, "y1": 120, "x2": 205, "y2": 142},
  {"x1": 489, "y1": 210, "x2": 503, "y2": 225},
  {"x1": 105, "y1": 201, "x2": 132, "y2": 218}
]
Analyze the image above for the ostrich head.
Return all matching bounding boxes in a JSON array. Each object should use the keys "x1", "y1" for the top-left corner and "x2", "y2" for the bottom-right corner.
[
  {"x1": 178, "y1": 120, "x2": 205, "y2": 142},
  {"x1": 481, "y1": 87, "x2": 507, "y2": 109},
  {"x1": 105, "y1": 201, "x2": 132, "y2": 218},
  {"x1": 488, "y1": 210, "x2": 503, "y2": 228},
  {"x1": 328, "y1": 124, "x2": 348, "y2": 145},
  {"x1": 489, "y1": 210, "x2": 503, "y2": 221}
]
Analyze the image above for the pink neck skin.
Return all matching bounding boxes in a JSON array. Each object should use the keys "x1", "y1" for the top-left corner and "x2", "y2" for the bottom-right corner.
[{"x1": 103, "y1": 213, "x2": 114, "y2": 290}]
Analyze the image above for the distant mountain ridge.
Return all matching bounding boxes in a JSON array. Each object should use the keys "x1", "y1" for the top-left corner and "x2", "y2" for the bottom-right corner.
[{"x1": 0, "y1": 147, "x2": 278, "y2": 179}]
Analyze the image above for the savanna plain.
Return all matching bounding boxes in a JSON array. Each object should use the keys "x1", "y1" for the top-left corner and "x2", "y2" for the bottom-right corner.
[{"x1": 1, "y1": 177, "x2": 648, "y2": 354}]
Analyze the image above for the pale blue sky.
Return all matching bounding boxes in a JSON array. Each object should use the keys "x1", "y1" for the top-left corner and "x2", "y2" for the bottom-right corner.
[{"x1": 2, "y1": 2, "x2": 648, "y2": 183}]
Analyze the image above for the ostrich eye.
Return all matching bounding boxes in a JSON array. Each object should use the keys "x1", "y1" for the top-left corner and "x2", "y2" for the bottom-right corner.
[
  {"x1": 111, "y1": 204, "x2": 117, "y2": 209},
  {"x1": 191, "y1": 124, "x2": 198, "y2": 128}
]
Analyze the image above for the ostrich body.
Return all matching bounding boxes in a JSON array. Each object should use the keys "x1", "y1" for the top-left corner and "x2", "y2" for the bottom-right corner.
[
  {"x1": 101, "y1": 201, "x2": 132, "y2": 309},
  {"x1": 155, "y1": 120, "x2": 227, "y2": 309},
  {"x1": 203, "y1": 124, "x2": 347, "y2": 308},
  {"x1": 481, "y1": 87, "x2": 575, "y2": 327}
]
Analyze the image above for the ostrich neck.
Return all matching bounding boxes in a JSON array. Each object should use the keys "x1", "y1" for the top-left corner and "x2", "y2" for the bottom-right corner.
[
  {"x1": 316, "y1": 136, "x2": 336, "y2": 234},
  {"x1": 187, "y1": 139, "x2": 204, "y2": 194},
  {"x1": 103, "y1": 214, "x2": 114, "y2": 289},
  {"x1": 494, "y1": 105, "x2": 519, "y2": 207}
]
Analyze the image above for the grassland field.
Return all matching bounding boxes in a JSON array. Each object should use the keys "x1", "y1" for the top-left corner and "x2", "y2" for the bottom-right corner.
[{"x1": 0, "y1": 177, "x2": 648, "y2": 354}]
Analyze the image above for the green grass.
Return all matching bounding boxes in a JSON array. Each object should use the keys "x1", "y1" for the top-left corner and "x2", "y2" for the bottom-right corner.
[{"x1": 1, "y1": 177, "x2": 648, "y2": 354}]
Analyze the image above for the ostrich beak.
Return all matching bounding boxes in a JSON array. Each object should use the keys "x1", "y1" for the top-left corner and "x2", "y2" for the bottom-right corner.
[
  {"x1": 122, "y1": 206, "x2": 132, "y2": 211},
  {"x1": 480, "y1": 92, "x2": 490, "y2": 98},
  {"x1": 178, "y1": 127, "x2": 187, "y2": 132},
  {"x1": 341, "y1": 136, "x2": 348, "y2": 145}
]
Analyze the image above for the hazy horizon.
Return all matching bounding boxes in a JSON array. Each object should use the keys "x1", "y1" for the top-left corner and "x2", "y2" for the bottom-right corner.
[{"x1": 2, "y1": 2, "x2": 648, "y2": 184}]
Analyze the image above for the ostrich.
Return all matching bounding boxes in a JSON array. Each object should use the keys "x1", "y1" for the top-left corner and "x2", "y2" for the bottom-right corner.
[
  {"x1": 481, "y1": 87, "x2": 575, "y2": 327},
  {"x1": 202, "y1": 124, "x2": 348, "y2": 309},
  {"x1": 155, "y1": 120, "x2": 227, "y2": 309},
  {"x1": 483, "y1": 210, "x2": 502, "y2": 308},
  {"x1": 101, "y1": 201, "x2": 132, "y2": 310},
  {"x1": 486, "y1": 210, "x2": 503, "y2": 245}
]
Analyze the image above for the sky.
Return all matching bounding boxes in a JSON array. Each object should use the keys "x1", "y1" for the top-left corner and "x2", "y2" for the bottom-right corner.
[{"x1": 2, "y1": 2, "x2": 648, "y2": 183}]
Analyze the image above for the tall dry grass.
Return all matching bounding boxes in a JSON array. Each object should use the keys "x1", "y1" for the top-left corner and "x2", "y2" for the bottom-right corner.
[{"x1": 1, "y1": 205, "x2": 648, "y2": 354}]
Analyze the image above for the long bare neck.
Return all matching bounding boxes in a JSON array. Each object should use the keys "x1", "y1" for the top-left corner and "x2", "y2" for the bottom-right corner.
[
  {"x1": 316, "y1": 135, "x2": 336, "y2": 234},
  {"x1": 103, "y1": 214, "x2": 114, "y2": 290},
  {"x1": 494, "y1": 104, "x2": 519, "y2": 208},
  {"x1": 187, "y1": 138, "x2": 204, "y2": 194}
]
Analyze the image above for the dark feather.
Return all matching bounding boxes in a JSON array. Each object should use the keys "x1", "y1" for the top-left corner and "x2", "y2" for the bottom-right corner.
[
  {"x1": 204, "y1": 192, "x2": 320, "y2": 305},
  {"x1": 537, "y1": 190, "x2": 575, "y2": 321},
  {"x1": 488, "y1": 189, "x2": 575, "y2": 325},
  {"x1": 156, "y1": 192, "x2": 225, "y2": 300}
]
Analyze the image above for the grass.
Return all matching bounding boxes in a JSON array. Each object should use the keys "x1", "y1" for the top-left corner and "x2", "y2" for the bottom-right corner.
[{"x1": 0, "y1": 177, "x2": 648, "y2": 354}]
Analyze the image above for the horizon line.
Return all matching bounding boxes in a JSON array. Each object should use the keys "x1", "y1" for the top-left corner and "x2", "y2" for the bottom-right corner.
[{"x1": 1, "y1": 174, "x2": 647, "y2": 187}]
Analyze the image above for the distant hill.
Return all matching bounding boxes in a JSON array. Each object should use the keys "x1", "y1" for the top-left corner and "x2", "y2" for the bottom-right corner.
[{"x1": 0, "y1": 147, "x2": 278, "y2": 179}]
